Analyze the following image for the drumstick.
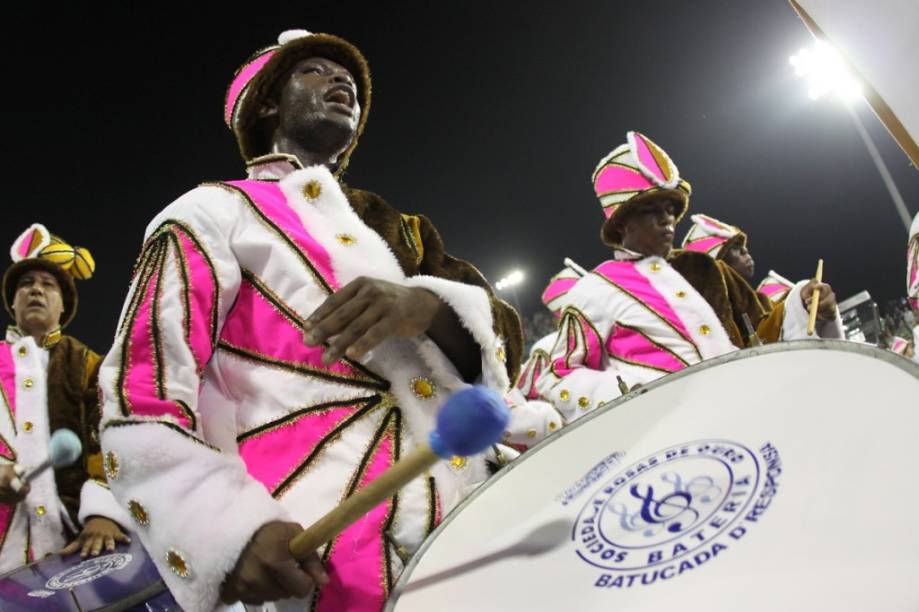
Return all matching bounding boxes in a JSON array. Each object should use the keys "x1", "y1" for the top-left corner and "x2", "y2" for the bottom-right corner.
[
  {"x1": 806, "y1": 259, "x2": 824, "y2": 336},
  {"x1": 289, "y1": 386, "x2": 510, "y2": 561}
]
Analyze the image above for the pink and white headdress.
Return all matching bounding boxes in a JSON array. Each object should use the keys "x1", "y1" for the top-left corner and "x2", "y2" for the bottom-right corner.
[
  {"x1": 591, "y1": 131, "x2": 692, "y2": 245},
  {"x1": 908, "y1": 212, "x2": 918, "y2": 310},
  {"x1": 681, "y1": 213, "x2": 747, "y2": 259}
]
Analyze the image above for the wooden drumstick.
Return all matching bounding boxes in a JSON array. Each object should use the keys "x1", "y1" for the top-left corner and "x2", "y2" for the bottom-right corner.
[
  {"x1": 807, "y1": 259, "x2": 824, "y2": 336},
  {"x1": 289, "y1": 386, "x2": 510, "y2": 561}
]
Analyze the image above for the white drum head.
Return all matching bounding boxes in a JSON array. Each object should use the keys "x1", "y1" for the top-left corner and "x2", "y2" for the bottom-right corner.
[{"x1": 388, "y1": 341, "x2": 919, "y2": 611}]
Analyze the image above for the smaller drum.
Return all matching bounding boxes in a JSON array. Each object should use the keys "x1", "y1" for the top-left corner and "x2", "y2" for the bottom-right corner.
[{"x1": 0, "y1": 535, "x2": 177, "y2": 611}]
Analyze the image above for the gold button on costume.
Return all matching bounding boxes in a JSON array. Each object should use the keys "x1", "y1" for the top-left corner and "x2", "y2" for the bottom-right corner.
[
  {"x1": 166, "y1": 549, "x2": 191, "y2": 579},
  {"x1": 559, "y1": 390, "x2": 570, "y2": 402},
  {"x1": 104, "y1": 451, "x2": 120, "y2": 480},
  {"x1": 336, "y1": 233, "x2": 356, "y2": 246},
  {"x1": 129, "y1": 500, "x2": 150, "y2": 526},
  {"x1": 23, "y1": 421, "x2": 33, "y2": 432},
  {"x1": 676, "y1": 290, "x2": 686, "y2": 298},
  {"x1": 578, "y1": 397, "x2": 590, "y2": 409},
  {"x1": 304, "y1": 180, "x2": 322, "y2": 200},
  {"x1": 36, "y1": 505, "x2": 46, "y2": 517},
  {"x1": 699, "y1": 325, "x2": 711, "y2": 335},
  {"x1": 16, "y1": 346, "x2": 26, "y2": 357},
  {"x1": 410, "y1": 377, "x2": 436, "y2": 399},
  {"x1": 450, "y1": 456, "x2": 467, "y2": 469},
  {"x1": 23, "y1": 378, "x2": 33, "y2": 388},
  {"x1": 650, "y1": 262, "x2": 661, "y2": 273}
]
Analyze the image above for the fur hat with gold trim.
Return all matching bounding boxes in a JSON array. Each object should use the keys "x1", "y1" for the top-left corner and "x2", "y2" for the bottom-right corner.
[
  {"x1": 681, "y1": 213, "x2": 747, "y2": 260},
  {"x1": 3, "y1": 224, "x2": 95, "y2": 328},
  {"x1": 908, "y1": 211, "x2": 918, "y2": 310},
  {"x1": 591, "y1": 131, "x2": 692, "y2": 246},
  {"x1": 225, "y1": 29, "x2": 372, "y2": 175}
]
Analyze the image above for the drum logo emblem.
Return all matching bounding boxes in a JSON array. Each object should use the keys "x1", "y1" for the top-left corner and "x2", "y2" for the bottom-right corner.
[
  {"x1": 46, "y1": 553, "x2": 133, "y2": 590},
  {"x1": 573, "y1": 440, "x2": 781, "y2": 588}
]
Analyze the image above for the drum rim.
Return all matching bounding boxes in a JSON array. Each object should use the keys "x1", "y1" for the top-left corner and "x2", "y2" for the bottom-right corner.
[{"x1": 385, "y1": 339, "x2": 919, "y2": 608}]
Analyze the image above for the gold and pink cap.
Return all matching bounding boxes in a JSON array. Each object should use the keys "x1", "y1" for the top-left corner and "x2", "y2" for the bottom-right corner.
[
  {"x1": 592, "y1": 131, "x2": 691, "y2": 245},
  {"x1": 681, "y1": 214, "x2": 747, "y2": 259}
]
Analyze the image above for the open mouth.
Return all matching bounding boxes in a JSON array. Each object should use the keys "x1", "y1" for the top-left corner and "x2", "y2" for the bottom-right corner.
[{"x1": 324, "y1": 85, "x2": 355, "y2": 109}]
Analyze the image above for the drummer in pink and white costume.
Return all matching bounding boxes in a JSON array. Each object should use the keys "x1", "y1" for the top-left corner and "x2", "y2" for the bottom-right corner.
[
  {"x1": 0, "y1": 225, "x2": 130, "y2": 573},
  {"x1": 97, "y1": 30, "x2": 522, "y2": 611},
  {"x1": 534, "y1": 131, "x2": 843, "y2": 422}
]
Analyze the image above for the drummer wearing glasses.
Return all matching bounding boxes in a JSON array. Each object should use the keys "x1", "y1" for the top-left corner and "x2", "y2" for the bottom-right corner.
[{"x1": 525, "y1": 131, "x2": 843, "y2": 428}]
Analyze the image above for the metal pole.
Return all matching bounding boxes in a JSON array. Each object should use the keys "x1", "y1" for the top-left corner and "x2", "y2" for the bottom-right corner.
[{"x1": 846, "y1": 104, "x2": 913, "y2": 232}]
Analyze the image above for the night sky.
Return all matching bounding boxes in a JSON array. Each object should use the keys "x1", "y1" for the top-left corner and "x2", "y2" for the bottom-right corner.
[{"x1": 5, "y1": 1, "x2": 917, "y2": 353}]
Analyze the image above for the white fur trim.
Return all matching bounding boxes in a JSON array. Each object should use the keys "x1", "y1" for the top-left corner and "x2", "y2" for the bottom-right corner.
[
  {"x1": 403, "y1": 275, "x2": 509, "y2": 391},
  {"x1": 688, "y1": 214, "x2": 739, "y2": 239},
  {"x1": 78, "y1": 479, "x2": 132, "y2": 529},
  {"x1": 102, "y1": 423, "x2": 290, "y2": 612},
  {"x1": 626, "y1": 131, "x2": 681, "y2": 189},
  {"x1": 781, "y1": 280, "x2": 845, "y2": 340},
  {"x1": 10, "y1": 223, "x2": 51, "y2": 263},
  {"x1": 278, "y1": 29, "x2": 312, "y2": 45}
]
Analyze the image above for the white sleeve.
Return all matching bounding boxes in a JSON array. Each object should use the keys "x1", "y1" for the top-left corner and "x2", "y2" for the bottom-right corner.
[
  {"x1": 780, "y1": 280, "x2": 845, "y2": 340},
  {"x1": 98, "y1": 186, "x2": 289, "y2": 612}
]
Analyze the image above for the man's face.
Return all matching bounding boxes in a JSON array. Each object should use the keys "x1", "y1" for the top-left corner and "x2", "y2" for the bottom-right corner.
[
  {"x1": 274, "y1": 57, "x2": 361, "y2": 162},
  {"x1": 618, "y1": 197, "x2": 678, "y2": 258},
  {"x1": 13, "y1": 270, "x2": 64, "y2": 336},
  {"x1": 723, "y1": 244, "x2": 755, "y2": 281}
]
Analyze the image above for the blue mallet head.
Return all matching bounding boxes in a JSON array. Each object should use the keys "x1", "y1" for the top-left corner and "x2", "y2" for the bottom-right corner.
[
  {"x1": 428, "y1": 386, "x2": 510, "y2": 459},
  {"x1": 49, "y1": 429, "x2": 83, "y2": 468}
]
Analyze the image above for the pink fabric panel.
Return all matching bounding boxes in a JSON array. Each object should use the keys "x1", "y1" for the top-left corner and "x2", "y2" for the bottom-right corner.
[
  {"x1": 606, "y1": 325, "x2": 685, "y2": 373},
  {"x1": 683, "y1": 236, "x2": 725, "y2": 254},
  {"x1": 173, "y1": 229, "x2": 217, "y2": 372},
  {"x1": 224, "y1": 50, "x2": 276, "y2": 125},
  {"x1": 594, "y1": 261, "x2": 693, "y2": 342},
  {"x1": 228, "y1": 180, "x2": 341, "y2": 292},
  {"x1": 632, "y1": 134, "x2": 667, "y2": 184},
  {"x1": 760, "y1": 283, "x2": 789, "y2": 298},
  {"x1": 0, "y1": 344, "x2": 16, "y2": 419},
  {"x1": 17, "y1": 231, "x2": 34, "y2": 258},
  {"x1": 593, "y1": 165, "x2": 654, "y2": 196},
  {"x1": 220, "y1": 279, "x2": 359, "y2": 379},
  {"x1": 552, "y1": 312, "x2": 603, "y2": 377},
  {"x1": 541, "y1": 277, "x2": 577, "y2": 306},
  {"x1": 318, "y1": 427, "x2": 395, "y2": 612},
  {"x1": 122, "y1": 264, "x2": 193, "y2": 429},
  {"x1": 238, "y1": 405, "x2": 357, "y2": 494}
]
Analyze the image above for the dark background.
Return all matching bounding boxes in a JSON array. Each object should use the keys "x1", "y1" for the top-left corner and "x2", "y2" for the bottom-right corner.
[{"x1": 4, "y1": 1, "x2": 917, "y2": 351}]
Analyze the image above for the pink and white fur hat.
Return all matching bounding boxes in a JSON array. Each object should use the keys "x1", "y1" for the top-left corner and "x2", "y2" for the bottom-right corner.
[
  {"x1": 756, "y1": 269, "x2": 795, "y2": 304},
  {"x1": 592, "y1": 131, "x2": 692, "y2": 246},
  {"x1": 681, "y1": 213, "x2": 747, "y2": 259},
  {"x1": 224, "y1": 29, "x2": 371, "y2": 172},
  {"x1": 908, "y1": 212, "x2": 918, "y2": 310},
  {"x1": 889, "y1": 336, "x2": 910, "y2": 356}
]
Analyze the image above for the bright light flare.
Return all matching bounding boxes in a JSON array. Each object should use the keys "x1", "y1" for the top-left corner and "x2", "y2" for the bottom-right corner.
[
  {"x1": 495, "y1": 270, "x2": 525, "y2": 291},
  {"x1": 789, "y1": 41, "x2": 862, "y2": 103}
]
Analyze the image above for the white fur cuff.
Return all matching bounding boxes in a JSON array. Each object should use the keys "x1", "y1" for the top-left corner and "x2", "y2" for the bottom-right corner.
[
  {"x1": 782, "y1": 281, "x2": 845, "y2": 340},
  {"x1": 78, "y1": 479, "x2": 133, "y2": 529},
  {"x1": 102, "y1": 423, "x2": 290, "y2": 612},
  {"x1": 403, "y1": 275, "x2": 510, "y2": 391}
]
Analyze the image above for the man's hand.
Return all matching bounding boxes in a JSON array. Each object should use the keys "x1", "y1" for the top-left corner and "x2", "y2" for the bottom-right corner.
[
  {"x1": 304, "y1": 277, "x2": 442, "y2": 364},
  {"x1": 220, "y1": 521, "x2": 328, "y2": 606},
  {"x1": 61, "y1": 516, "x2": 131, "y2": 557},
  {"x1": 0, "y1": 465, "x2": 28, "y2": 504},
  {"x1": 801, "y1": 280, "x2": 837, "y2": 321}
]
